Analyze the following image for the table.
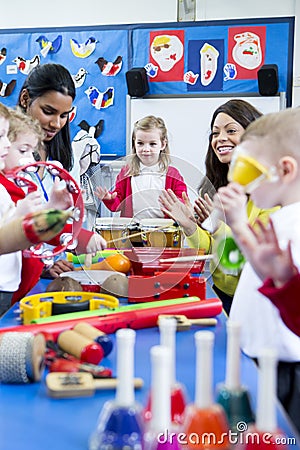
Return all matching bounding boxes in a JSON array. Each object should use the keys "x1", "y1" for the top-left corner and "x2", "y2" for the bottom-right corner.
[{"x1": 0, "y1": 278, "x2": 299, "y2": 450}]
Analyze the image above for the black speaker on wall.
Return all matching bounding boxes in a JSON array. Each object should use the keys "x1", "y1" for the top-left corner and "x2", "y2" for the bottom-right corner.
[
  {"x1": 125, "y1": 67, "x2": 149, "y2": 97},
  {"x1": 257, "y1": 64, "x2": 279, "y2": 96}
]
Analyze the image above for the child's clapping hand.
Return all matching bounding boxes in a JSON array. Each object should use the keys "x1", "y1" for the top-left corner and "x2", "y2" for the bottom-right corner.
[
  {"x1": 47, "y1": 178, "x2": 74, "y2": 210},
  {"x1": 15, "y1": 191, "x2": 44, "y2": 217},
  {"x1": 95, "y1": 186, "x2": 117, "y2": 202}
]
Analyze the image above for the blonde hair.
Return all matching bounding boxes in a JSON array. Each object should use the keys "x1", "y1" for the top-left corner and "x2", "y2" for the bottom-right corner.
[
  {"x1": 241, "y1": 107, "x2": 300, "y2": 161},
  {"x1": 8, "y1": 107, "x2": 44, "y2": 154},
  {"x1": 0, "y1": 102, "x2": 11, "y2": 120},
  {"x1": 128, "y1": 115, "x2": 171, "y2": 176}
]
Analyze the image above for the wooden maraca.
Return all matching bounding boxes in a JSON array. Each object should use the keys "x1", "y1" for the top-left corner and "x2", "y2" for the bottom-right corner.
[
  {"x1": 57, "y1": 329, "x2": 104, "y2": 365},
  {"x1": 73, "y1": 322, "x2": 113, "y2": 357}
]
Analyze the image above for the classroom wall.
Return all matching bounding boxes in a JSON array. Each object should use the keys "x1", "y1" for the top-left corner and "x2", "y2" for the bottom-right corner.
[{"x1": 1, "y1": 0, "x2": 299, "y2": 105}]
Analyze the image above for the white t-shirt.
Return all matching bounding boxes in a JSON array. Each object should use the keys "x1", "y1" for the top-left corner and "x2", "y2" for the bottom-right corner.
[
  {"x1": 230, "y1": 202, "x2": 300, "y2": 361},
  {"x1": 131, "y1": 163, "x2": 166, "y2": 220},
  {"x1": 0, "y1": 185, "x2": 22, "y2": 292}
]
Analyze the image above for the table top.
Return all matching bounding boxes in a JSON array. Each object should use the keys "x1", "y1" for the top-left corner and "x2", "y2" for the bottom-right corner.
[{"x1": 0, "y1": 278, "x2": 299, "y2": 450}]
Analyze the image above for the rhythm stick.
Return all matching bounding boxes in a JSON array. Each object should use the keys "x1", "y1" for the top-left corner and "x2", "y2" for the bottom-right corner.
[
  {"x1": 159, "y1": 254, "x2": 213, "y2": 263},
  {"x1": 216, "y1": 320, "x2": 255, "y2": 431},
  {"x1": 89, "y1": 329, "x2": 144, "y2": 450},
  {"x1": 145, "y1": 317, "x2": 187, "y2": 426},
  {"x1": 29, "y1": 296, "x2": 222, "y2": 325},
  {"x1": 105, "y1": 223, "x2": 179, "y2": 247},
  {"x1": 0, "y1": 297, "x2": 223, "y2": 341},
  {"x1": 202, "y1": 152, "x2": 278, "y2": 233},
  {"x1": 143, "y1": 345, "x2": 181, "y2": 450},
  {"x1": 241, "y1": 349, "x2": 288, "y2": 450},
  {"x1": 183, "y1": 331, "x2": 230, "y2": 450}
]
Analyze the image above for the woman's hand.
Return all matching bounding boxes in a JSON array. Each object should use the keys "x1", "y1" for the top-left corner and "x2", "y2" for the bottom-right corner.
[
  {"x1": 159, "y1": 189, "x2": 197, "y2": 236},
  {"x1": 194, "y1": 193, "x2": 213, "y2": 226}
]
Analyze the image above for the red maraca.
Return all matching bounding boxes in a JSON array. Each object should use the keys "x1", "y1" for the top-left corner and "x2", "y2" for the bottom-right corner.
[
  {"x1": 57, "y1": 329, "x2": 104, "y2": 365},
  {"x1": 73, "y1": 322, "x2": 113, "y2": 357},
  {"x1": 183, "y1": 331, "x2": 230, "y2": 450}
]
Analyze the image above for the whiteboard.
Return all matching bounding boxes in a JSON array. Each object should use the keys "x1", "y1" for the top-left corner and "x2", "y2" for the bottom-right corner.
[{"x1": 129, "y1": 95, "x2": 283, "y2": 200}]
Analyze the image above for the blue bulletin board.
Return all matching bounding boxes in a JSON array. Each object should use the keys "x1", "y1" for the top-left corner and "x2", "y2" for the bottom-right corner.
[{"x1": 0, "y1": 16, "x2": 294, "y2": 159}]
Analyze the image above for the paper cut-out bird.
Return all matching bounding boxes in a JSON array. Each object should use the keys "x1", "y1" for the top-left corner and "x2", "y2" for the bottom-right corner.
[
  {"x1": 70, "y1": 37, "x2": 97, "y2": 58},
  {"x1": 72, "y1": 67, "x2": 88, "y2": 88},
  {"x1": 13, "y1": 55, "x2": 40, "y2": 75},
  {"x1": 84, "y1": 86, "x2": 114, "y2": 110},
  {"x1": 95, "y1": 55, "x2": 122, "y2": 76},
  {"x1": 0, "y1": 79, "x2": 16, "y2": 97},
  {"x1": 36, "y1": 35, "x2": 62, "y2": 57},
  {"x1": 0, "y1": 48, "x2": 7, "y2": 65}
]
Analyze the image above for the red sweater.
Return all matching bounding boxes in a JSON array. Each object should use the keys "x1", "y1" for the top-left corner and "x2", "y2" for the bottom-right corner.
[
  {"x1": 103, "y1": 165, "x2": 188, "y2": 217},
  {"x1": 259, "y1": 274, "x2": 300, "y2": 337},
  {"x1": 0, "y1": 173, "x2": 93, "y2": 302}
]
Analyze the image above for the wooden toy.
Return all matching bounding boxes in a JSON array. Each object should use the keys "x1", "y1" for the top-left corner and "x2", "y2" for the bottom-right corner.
[
  {"x1": 123, "y1": 247, "x2": 207, "y2": 276},
  {"x1": 73, "y1": 322, "x2": 113, "y2": 356},
  {"x1": 46, "y1": 372, "x2": 144, "y2": 398},
  {"x1": 216, "y1": 320, "x2": 255, "y2": 431},
  {"x1": 183, "y1": 331, "x2": 230, "y2": 449},
  {"x1": 158, "y1": 314, "x2": 217, "y2": 331},
  {"x1": 57, "y1": 329, "x2": 104, "y2": 364},
  {"x1": 127, "y1": 272, "x2": 206, "y2": 303}
]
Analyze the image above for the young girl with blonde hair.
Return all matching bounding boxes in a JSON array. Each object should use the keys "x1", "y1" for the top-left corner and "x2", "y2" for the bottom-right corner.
[{"x1": 95, "y1": 115, "x2": 187, "y2": 219}]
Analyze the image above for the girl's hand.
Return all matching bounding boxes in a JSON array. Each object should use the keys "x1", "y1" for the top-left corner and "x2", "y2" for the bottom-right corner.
[
  {"x1": 15, "y1": 191, "x2": 44, "y2": 217},
  {"x1": 194, "y1": 193, "x2": 213, "y2": 225},
  {"x1": 47, "y1": 178, "x2": 74, "y2": 210},
  {"x1": 159, "y1": 189, "x2": 197, "y2": 236},
  {"x1": 85, "y1": 233, "x2": 107, "y2": 254},
  {"x1": 95, "y1": 186, "x2": 117, "y2": 202}
]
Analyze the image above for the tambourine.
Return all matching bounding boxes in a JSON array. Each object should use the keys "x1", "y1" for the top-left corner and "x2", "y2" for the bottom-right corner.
[{"x1": 6, "y1": 161, "x2": 84, "y2": 261}]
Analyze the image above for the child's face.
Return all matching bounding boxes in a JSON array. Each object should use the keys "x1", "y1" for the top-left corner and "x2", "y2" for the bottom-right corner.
[
  {"x1": 4, "y1": 132, "x2": 38, "y2": 171},
  {"x1": 134, "y1": 129, "x2": 166, "y2": 167},
  {"x1": 236, "y1": 139, "x2": 280, "y2": 209},
  {"x1": 0, "y1": 117, "x2": 11, "y2": 171},
  {"x1": 211, "y1": 112, "x2": 245, "y2": 165}
]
